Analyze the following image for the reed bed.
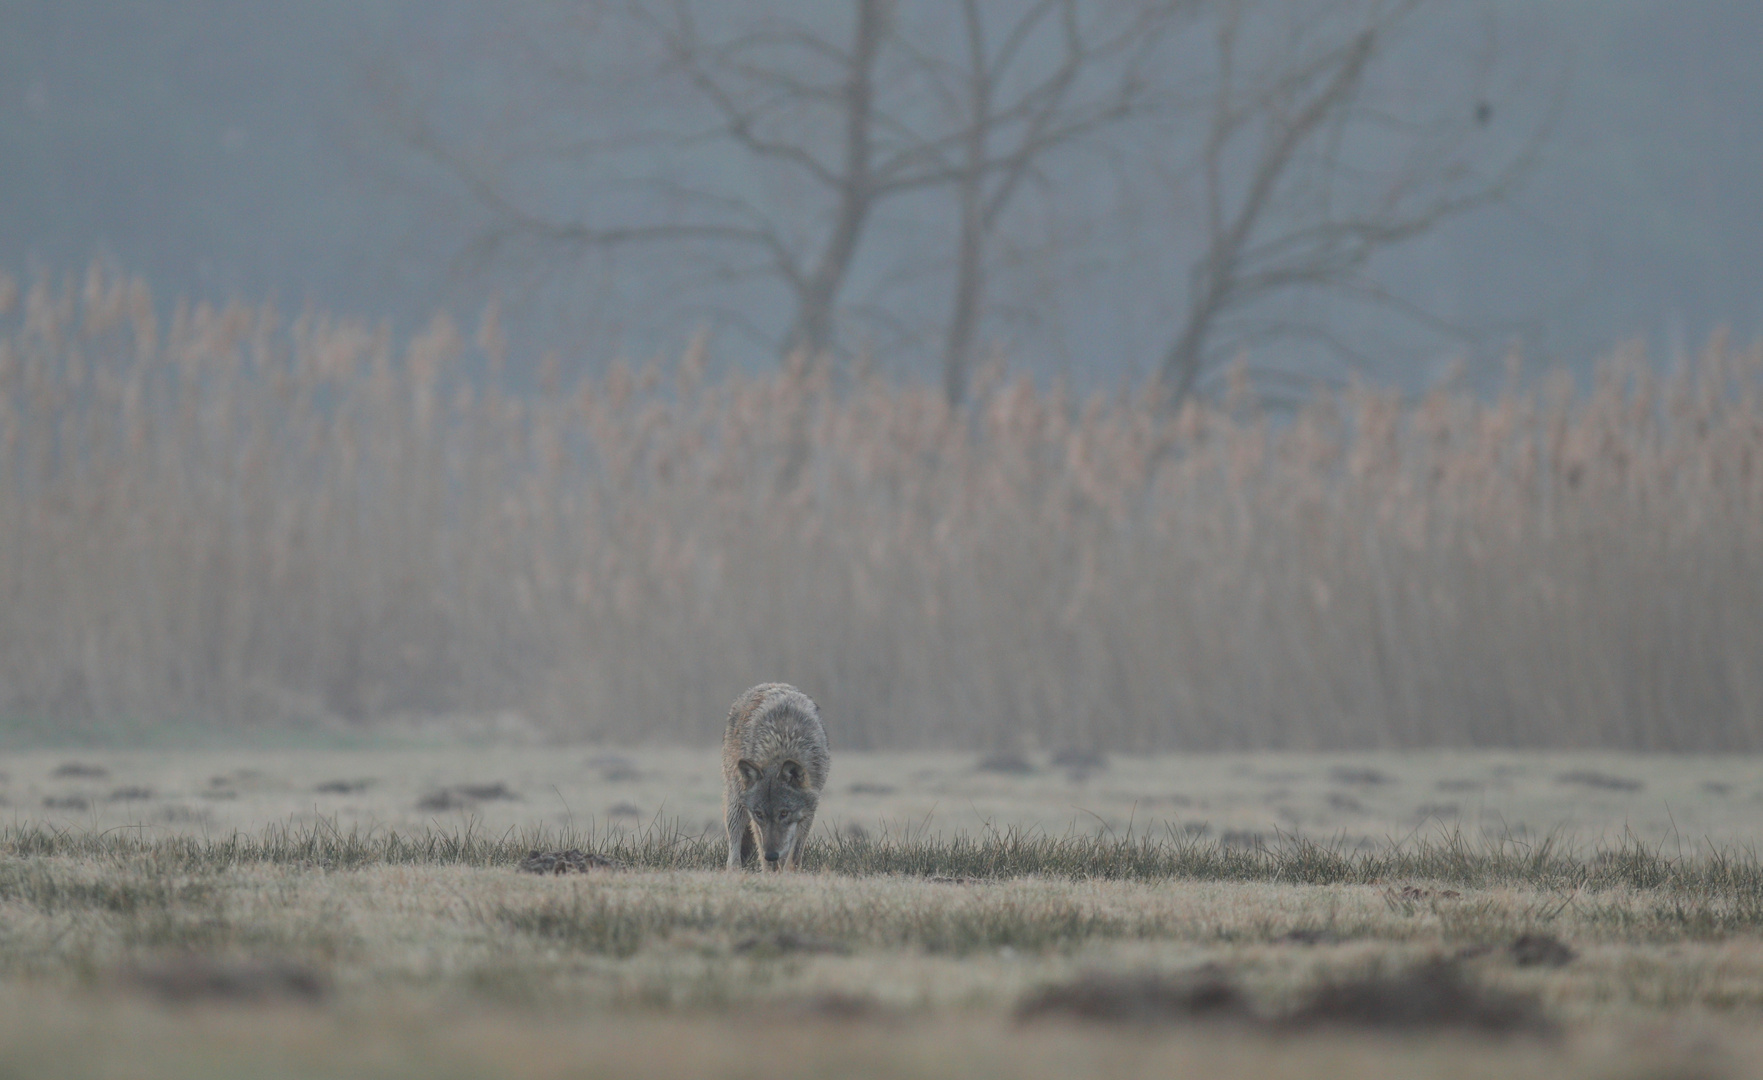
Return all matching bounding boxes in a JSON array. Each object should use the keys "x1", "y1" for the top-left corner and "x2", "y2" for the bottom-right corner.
[{"x1": 0, "y1": 265, "x2": 1759, "y2": 749}]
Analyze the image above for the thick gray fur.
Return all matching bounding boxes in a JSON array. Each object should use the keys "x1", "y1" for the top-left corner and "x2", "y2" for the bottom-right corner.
[{"x1": 721, "y1": 683, "x2": 829, "y2": 871}]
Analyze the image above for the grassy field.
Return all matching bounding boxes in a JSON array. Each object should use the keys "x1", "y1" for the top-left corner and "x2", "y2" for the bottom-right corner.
[
  {"x1": 3, "y1": 749, "x2": 1763, "y2": 1078},
  {"x1": 3, "y1": 264, "x2": 1759, "y2": 1077},
  {"x1": 7, "y1": 745, "x2": 1761, "y2": 848}
]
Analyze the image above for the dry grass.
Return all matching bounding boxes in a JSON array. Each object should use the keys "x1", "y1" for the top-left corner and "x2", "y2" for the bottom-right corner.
[
  {"x1": 4, "y1": 815, "x2": 1763, "y2": 1078},
  {"x1": 6, "y1": 749, "x2": 1763, "y2": 1078},
  {"x1": 1, "y1": 264, "x2": 1761, "y2": 749},
  {"x1": 8, "y1": 747, "x2": 1763, "y2": 855}
]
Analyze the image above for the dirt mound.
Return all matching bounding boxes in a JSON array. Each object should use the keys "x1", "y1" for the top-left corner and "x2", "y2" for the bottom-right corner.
[
  {"x1": 1328, "y1": 766, "x2": 1392, "y2": 786},
  {"x1": 314, "y1": 779, "x2": 374, "y2": 794},
  {"x1": 418, "y1": 782, "x2": 520, "y2": 811},
  {"x1": 52, "y1": 762, "x2": 109, "y2": 779},
  {"x1": 1556, "y1": 770, "x2": 1644, "y2": 792},
  {"x1": 1455, "y1": 932, "x2": 1577, "y2": 968},
  {"x1": 1016, "y1": 966, "x2": 1254, "y2": 1024},
  {"x1": 786, "y1": 991, "x2": 883, "y2": 1019},
  {"x1": 974, "y1": 751, "x2": 1036, "y2": 775},
  {"x1": 517, "y1": 849, "x2": 627, "y2": 874},
  {"x1": 1285, "y1": 959, "x2": 1552, "y2": 1035},
  {"x1": 733, "y1": 931, "x2": 850, "y2": 956},
  {"x1": 1510, "y1": 933, "x2": 1577, "y2": 968},
  {"x1": 1019, "y1": 960, "x2": 1554, "y2": 1035},
  {"x1": 128, "y1": 956, "x2": 329, "y2": 1004}
]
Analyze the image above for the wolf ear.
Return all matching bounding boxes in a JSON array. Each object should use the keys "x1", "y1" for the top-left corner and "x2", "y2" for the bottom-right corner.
[
  {"x1": 737, "y1": 760, "x2": 763, "y2": 788},
  {"x1": 780, "y1": 760, "x2": 806, "y2": 788}
]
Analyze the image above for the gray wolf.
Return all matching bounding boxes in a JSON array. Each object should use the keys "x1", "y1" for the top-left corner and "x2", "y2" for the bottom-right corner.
[{"x1": 722, "y1": 683, "x2": 829, "y2": 871}]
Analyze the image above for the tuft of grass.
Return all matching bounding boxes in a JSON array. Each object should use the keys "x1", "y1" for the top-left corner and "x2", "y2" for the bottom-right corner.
[{"x1": 0, "y1": 860, "x2": 216, "y2": 915}]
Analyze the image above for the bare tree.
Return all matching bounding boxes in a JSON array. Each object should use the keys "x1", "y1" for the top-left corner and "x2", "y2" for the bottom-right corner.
[
  {"x1": 426, "y1": 0, "x2": 954, "y2": 362},
  {"x1": 380, "y1": 2, "x2": 911, "y2": 362},
  {"x1": 379, "y1": 0, "x2": 1540, "y2": 400},
  {"x1": 900, "y1": 0, "x2": 1183, "y2": 403},
  {"x1": 383, "y1": 1, "x2": 1189, "y2": 379},
  {"x1": 643, "y1": 0, "x2": 896, "y2": 358},
  {"x1": 1153, "y1": 0, "x2": 1539, "y2": 406}
]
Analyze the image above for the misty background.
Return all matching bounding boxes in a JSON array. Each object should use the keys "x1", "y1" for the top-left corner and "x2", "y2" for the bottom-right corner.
[
  {"x1": 3, "y1": 1, "x2": 1760, "y2": 390},
  {"x1": 0, "y1": 1, "x2": 1758, "y2": 751}
]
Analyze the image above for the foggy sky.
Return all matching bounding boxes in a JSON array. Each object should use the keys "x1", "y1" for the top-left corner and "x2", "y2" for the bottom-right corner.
[{"x1": 3, "y1": 0, "x2": 1760, "y2": 391}]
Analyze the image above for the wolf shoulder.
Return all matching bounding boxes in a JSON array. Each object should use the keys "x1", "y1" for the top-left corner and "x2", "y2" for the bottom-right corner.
[{"x1": 722, "y1": 683, "x2": 829, "y2": 787}]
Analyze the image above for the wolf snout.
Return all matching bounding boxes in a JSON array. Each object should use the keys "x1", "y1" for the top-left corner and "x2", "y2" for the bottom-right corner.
[{"x1": 764, "y1": 850, "x2": 781, "y2": 865}]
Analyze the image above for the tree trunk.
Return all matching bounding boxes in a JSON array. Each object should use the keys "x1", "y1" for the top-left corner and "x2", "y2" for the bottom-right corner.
[
  {"x1": 1158, "y1": 307, "x2": 1211, "y2": 407},
  {"x1": 785, "y1": 0, "x2": 887, "y2": 360},
  {"x1": 942, "y1": 207, "x2": 984, "y2": 406},
  {"x1": 940, "y1": 0, "x2": 991, "y2": 407}
]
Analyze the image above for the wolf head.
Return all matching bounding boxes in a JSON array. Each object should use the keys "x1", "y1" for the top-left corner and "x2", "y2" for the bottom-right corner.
[{"x1": 737, "y1": 758, "x2": 818, "y2": 869}]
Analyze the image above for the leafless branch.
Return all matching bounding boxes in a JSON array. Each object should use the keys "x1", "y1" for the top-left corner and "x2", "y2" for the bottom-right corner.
[{"x1": 1154, "y1": 0, "x2": 1537, "y2": 408}]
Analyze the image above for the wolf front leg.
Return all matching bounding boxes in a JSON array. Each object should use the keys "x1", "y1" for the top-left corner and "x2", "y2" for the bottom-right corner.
[
  {"x1": 724, "y1": 800, "x2": 751, "y2": 871},
  {"x1": 786, "y1": 810, "x2": 815, "y2": 871}
]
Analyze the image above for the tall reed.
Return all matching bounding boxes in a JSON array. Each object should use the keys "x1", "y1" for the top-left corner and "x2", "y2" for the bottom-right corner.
[{"x1": 1, "y1": 265, "x2": 1758, "y2": 749}]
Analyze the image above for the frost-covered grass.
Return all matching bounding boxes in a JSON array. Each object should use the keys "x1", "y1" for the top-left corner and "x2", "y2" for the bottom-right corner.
[
  {"x1": 2, "y1": 826, "x2": 1763, "y2": 1077},
  {"x1": 4, "y1": 750, "x2": 1762, "y2": 1077}
]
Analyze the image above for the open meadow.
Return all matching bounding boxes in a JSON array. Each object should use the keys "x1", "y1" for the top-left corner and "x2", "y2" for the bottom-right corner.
[
  {"x1": 7, "y1": 745, "x2": 1763, "y2": 850},
  {"x1": 0, "y1": 273, "x2": 1759, "y2": 1076},
  {"x1": 4, "y1": 10, "x2": 1763, "y2": 1073},
  {"x1": 4, "y1": 747, "x2": 1763, "y2": 1079}
]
